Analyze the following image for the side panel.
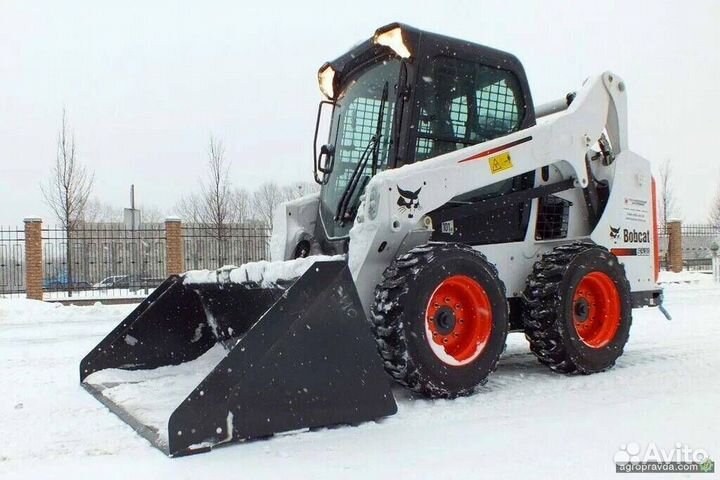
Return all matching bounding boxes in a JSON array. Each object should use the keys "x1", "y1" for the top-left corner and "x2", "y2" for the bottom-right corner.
[{"x1": 590, "y1": 151, "x2": 656, "y2": 292}]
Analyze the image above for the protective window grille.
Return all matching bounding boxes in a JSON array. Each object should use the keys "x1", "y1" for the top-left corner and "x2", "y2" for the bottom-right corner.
[
  {"x1": 416, "y1": 97, "x2": 469, "y2": 159},
  {"x1": 415, "y1": 57, "x2": 523, "y2": 161},
  {"x1": 449, "y1": 96, "x2": 469, "y2": 138},
  {"x1": 477, "y1": 79, "x2": 520, "y2": 137},
  {"x1": 335, "y1": 97, "x2": 394, "y2": 191}
]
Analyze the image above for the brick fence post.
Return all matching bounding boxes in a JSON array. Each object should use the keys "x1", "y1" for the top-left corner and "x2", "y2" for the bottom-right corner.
[
  {"x1": 667, "y1": 219, "x2": 683, "y2": 273},
  {"x1": 165, "y1": 217, "x2": 184, "y2": 276},
  {"x1": 24, "y1": 217, "x2": 43, "y2": 301}
]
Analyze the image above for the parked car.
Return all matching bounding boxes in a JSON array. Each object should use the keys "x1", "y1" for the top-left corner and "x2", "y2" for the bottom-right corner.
[
  {"x1": 43, "y1": 278, "x2": 92, "y2": 290},
  {"x1": 93, "y1": 275, "x2": 130, "y2": 289}
]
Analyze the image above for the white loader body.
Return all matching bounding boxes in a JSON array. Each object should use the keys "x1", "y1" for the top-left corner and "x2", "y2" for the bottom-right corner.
[{"x1": 273, "y1": 72, "x2": 658, "y2": 315}]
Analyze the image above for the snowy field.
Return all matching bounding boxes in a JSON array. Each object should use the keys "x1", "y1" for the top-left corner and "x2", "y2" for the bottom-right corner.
[{"x1": 1, "y1": 272, "x2": 718, "y2": 479}]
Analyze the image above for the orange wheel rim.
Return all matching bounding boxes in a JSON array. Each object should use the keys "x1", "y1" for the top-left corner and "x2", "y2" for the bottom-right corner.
[
  {"x1": 572, "y1": 271, "x2": 621, "y2": 348},
  {"x1": 425, "y1": 275, "x2": 492, "y2": 366}
]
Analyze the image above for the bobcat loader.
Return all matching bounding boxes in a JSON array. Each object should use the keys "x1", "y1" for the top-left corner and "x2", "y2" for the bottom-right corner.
[{"x1": 81, "y1": 23, "x2": 663, "y2": 456}]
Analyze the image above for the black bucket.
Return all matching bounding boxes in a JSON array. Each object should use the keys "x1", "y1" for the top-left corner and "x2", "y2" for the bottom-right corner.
[{"x1": 80, "y1": 260, "x2": 397, "y2": 456}]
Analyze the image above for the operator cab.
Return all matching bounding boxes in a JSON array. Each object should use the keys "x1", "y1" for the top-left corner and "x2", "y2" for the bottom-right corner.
[{"x1": 313, "y1": 23, "x2": 536, "y2": 250}]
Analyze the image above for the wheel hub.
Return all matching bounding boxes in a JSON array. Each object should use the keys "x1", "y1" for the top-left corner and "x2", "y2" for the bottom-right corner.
[
  {"x1": 573, "y1": 298, "x2": 590, "y2": 322},
  {"x1": 425, "y1": 275, "x2": 493, "y2": 366},
  {"x1": 433, "y1": 306, "x2": 456, "y2": 335},
  {"x1": 572, "y1": 271, "x2": 621, "y2": 349}
]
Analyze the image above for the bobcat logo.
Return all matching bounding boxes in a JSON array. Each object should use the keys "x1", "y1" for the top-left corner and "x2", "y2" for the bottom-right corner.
[
  {"x1": 397, "y1": 185, "x2": 422, "y2": 219},
  {"x1": 609, "y1": 226, "x2": 621, "y2": 239}
]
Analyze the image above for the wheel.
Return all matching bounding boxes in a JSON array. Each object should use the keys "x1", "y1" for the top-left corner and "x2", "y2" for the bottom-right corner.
[
  {"x1": 522, "y1": 242, "x2": 632, "y2": 373},
  {"x1": 371, "y1": 243, "x2": 509, "y2": 399}
]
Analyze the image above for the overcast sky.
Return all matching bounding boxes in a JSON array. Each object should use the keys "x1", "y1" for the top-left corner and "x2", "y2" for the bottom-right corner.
[{"x1": 1, "y1": 0, "x2": 718, "y2": 225}]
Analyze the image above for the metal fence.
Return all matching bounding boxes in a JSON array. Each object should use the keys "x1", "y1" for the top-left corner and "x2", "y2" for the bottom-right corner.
[
  {"x1": 0, "y1": 226, "x2": 25, "y2": 297},
  {"x1": 660, "y1": 257, "x2": 713, "y2": 272},
  {"x1": 183, "y1": 224, "x2": 271, "y2": 271},
  {"x1": 676, "y1": 224, "x2": 719, "y2": 237},
  {"x1": 42, "y1": 224, "x2": 167, "y2": 300},
  {"x1": 8, "y1": 220, "x2": 713, "y2": 300}
]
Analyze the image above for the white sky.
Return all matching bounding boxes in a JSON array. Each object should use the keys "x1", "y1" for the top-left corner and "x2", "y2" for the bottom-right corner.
[{"x1": 1, "y1": 0, "x2": 718, "y2": 225}]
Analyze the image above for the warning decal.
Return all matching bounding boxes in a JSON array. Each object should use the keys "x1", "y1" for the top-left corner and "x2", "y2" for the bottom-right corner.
[{"x1": 489, "y1": 152, "x2": 513, "y2": 174}]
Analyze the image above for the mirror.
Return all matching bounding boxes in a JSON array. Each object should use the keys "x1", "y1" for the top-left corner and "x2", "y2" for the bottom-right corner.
[
  {"x1": 318, "y1": 144, "x2": 335, "y2": 174},
  {"x1": 313, "y1": 100, "x2": 336, "y2": 184}
]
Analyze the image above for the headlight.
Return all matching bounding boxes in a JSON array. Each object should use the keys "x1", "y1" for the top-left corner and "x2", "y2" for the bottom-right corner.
[
  {"x1": 373, "y1": 27, "x2": 411, "y2": 59},
  {"x1": 318, "y1": 64, "x2": 336, "y2": 99}
]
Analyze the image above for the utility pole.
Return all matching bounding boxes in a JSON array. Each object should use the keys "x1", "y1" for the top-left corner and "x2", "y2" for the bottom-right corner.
[
  {"x1": 131, "y1": 184, "x2": 137, "y2": 291},
  {"x1": 124, "y1": 184, "x2": 143, "y2": 293}
]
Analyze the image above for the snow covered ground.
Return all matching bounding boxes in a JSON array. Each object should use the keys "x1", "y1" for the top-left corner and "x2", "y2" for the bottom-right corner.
[{"x1": 1, "y1": 273, "x2": 718, "y2": 479}]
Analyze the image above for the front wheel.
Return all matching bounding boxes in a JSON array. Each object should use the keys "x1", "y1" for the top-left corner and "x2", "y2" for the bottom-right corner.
[{"x1": 371, "y1": 243, "x2": 509, "y2": 399}]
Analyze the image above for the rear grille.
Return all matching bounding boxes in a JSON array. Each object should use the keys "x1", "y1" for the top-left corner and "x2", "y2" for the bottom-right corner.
[{"x1": 535, "y1": 195, "x2": 570, "y2": 240}]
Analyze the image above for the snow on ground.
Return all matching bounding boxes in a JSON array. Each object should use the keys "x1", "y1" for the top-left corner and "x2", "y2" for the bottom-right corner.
[{"x1": 1, "y1": 274, "x2": 719, "y2": 479}]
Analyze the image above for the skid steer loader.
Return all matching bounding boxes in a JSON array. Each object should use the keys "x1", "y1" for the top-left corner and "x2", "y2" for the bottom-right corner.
[{"x1": 81, "y1": 23, "x2": 663, "y2": 456}]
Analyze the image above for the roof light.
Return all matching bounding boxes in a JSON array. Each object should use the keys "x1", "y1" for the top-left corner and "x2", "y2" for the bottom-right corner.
[
  {"x1": 373, "y1": 27, "x2": 411, "y2": 59},
  {"x1": 318, "y1": 65, "x2": 336, "y2": 99}
]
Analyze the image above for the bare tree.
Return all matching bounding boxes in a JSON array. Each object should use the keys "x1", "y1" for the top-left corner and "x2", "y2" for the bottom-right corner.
[
  {"x1": 658, "y1": 159, "x2": 675, "y2": 229},
  {"x1": 251, "y1": 181, "x2": 320, "y2": 227},
  {"x1": 175, "y1": 192, "x2": 205, "y2": 224},
  {"x1": 82, "y1": 198, "x2": 122, "y2": 223},
  {"x1": 251, "y1": 182, "x2": 286, "y2": 227},
  {"x1": 137, "y1": 204, "x2": 165, "y2": 225},
  {"x1": 41, "y1": 109, "x2": 94, "y2": 296},
  {"x1": 175, "y1": 136, "x2": 250, "y2": 266},
  {"x1": 232, "y1": 188, "x2": 252, "y2": 223},
  {"x1": 203, "y1": 137, "x2": 232, "y2": 234}
]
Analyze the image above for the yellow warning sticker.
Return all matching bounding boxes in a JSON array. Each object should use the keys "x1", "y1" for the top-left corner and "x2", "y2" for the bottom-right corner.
[{"x1": 489, "y1": 152, "x2": 513, "y2": 174}]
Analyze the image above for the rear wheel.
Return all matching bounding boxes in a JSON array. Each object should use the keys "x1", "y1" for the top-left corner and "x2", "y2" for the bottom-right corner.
[
  {"x1": 371, "y1": 243, "x2": 509, "y2": 398},
  {"x1": 522, "y1": 242, "x2": 632, "y2": 373}
]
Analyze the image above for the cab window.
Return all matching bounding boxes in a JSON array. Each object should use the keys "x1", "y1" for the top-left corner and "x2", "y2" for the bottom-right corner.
[{"x1": 414, "y1": 56, "x2": 524, "y2": 162}]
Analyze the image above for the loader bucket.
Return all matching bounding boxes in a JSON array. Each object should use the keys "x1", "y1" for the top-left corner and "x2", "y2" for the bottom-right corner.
[{"x1": 80, "y1": 260, "x2": 397, "y2": 456}]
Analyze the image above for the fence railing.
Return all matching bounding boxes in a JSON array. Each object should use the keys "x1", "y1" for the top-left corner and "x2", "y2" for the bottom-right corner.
[
  {"x1": 661, "y1": 257, "x2": 714, "y2": 272},
  {"x1": 0, "y1": 226, "x2": 25, "y2": 296},
  {"x1": 3, "y1": 218, "x2": 717, "y2": 301},
  {"x1": 658, "y1": 224, "x2": 720, "y2": 237},
  {"x1": 41, "y1": 224, "x2": 167, "y2": 300},
  {"x1": 182, "y1": 224, "x2": 271, "y2": 271},
  {"x1": 1, "y1": 219, "x2": 273, "y2": 301}
]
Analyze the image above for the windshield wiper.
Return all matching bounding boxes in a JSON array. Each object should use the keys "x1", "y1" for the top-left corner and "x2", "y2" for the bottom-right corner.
[
  {"x1": 370, "y1": 81, "x2": 389, "y2": 176},
  {"x1": 333, "y1": 135, "x2": 378, "y2": 224},
  {"x1": 334, "y1": 81, "x2": 389, "y2": 225}
]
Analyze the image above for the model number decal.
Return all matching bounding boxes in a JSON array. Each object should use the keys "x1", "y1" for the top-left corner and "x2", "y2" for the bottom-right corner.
[{"x1": 489, "y1": 152, "x2": 513, "y2": 174}]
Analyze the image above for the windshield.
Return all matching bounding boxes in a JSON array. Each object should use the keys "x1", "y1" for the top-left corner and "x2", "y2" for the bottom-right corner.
[{"x1": 320, "y1": 59, "x2": 401, "y2": 238}]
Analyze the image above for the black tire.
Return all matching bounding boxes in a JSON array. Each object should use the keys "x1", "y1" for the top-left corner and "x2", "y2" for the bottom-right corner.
[
  {"x1": 522, "y1": 242, "x2": 632, "y2": 374},
  {"x1": 371, "y1": 243, "x2": 509, "y2": 399}
]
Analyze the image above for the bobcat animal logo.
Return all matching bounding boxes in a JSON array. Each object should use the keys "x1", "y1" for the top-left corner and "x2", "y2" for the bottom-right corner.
[
  {"x1": 609, "y1": 226, "x2": 621, "y2": 239},
  {"x1": 397, "y1": 185, "x2": 422, "y2": 219}
]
